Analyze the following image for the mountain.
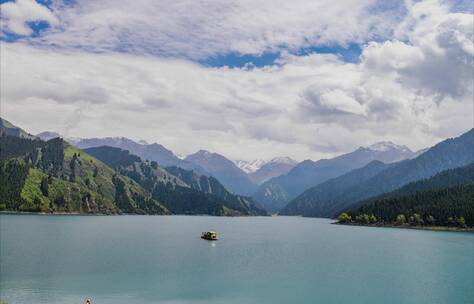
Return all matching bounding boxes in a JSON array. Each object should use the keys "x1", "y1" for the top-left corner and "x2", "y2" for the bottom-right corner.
[
  {"x1": 349, "y1": 182, "x2": 474, "y2": 227},
  {"x1": 164, "y1": 166, "x2": 266, "y2": 215},
  {"x1": 84, "y1": 146, "x2": 266, "y2": 216},
  {"x1": 279, "y1": 160, "x2": 393, "y2": 216},
  {"x1": 74, "y1": 137, "x2": 185, "y2": 168},
  {"x1": 36, "y1": 131, "x2": 61, "y2": 141},
  {"x1": 253, "y1": 142, "x2": 416, "y2": 213},
  {"x1": 0, "y1": 118, "x2": 36, "y2": 140},
  {"x1": 0, "y1": 118, "x2": 265, "y2": 216},
  {"x1": 348, "y1": 163, "x2": 474, "y2": 212},
  {"x1": 36, "y1": 134, "x2": 209, "y2": 175},
  {"x1": 234, "y1": 159, "x2": 267, "y2": 173},
  {"x1": 0, "y1": 133, "x2": 169, "y2": 214},
  {"x1": 36, "y1": 134, "x2": 291, "y2": 196},
  {"x1": 281, "y1": 129, "x2": 474, "y2": 218},
  {"x1": 249, "y1": 157, "x2": 298, "y2": 185},
  {"x1": 185, "y1": 150, "x2": 258, "y2": 196}
]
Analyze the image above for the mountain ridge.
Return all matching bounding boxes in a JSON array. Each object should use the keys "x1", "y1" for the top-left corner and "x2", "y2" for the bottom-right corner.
[
  {"x1": 84, "y1": 146, "x2": 266, "y2": 216},
  {"x1": 253, "y1": 142, "x2": 417, "y2": 212},
  {"x1": 281, "y1": 129, "x2": 474, "y2": 218},
  {"x1": 185, "y1": 150, "x2": 258, "y2": 196}
]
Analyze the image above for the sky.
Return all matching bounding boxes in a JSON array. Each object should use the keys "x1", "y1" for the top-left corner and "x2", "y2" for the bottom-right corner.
[{"x1": 0, "y1": 0, "x2": 473, "y2": 161}]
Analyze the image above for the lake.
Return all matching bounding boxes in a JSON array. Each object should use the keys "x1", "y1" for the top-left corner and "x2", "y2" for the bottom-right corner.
[{"x1": 0, "y1": 215, "x2": 472, "y2": 304}]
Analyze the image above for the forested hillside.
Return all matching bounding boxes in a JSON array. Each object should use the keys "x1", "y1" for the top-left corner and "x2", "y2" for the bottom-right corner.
[
  {"x1": 279, "y1": 160, "x2": 391, "y2": 216},
  {"x1": 341, "y1": 184, "x2": 474, "y2": 227},
  {"x1": 0, "y1": 133, "x2": 169, "y2": 214},
  {"x1": 282, "y1": 129, "x2": 474, "y2": 218},
  {"x1": 349, "y1": 163, "x2": 474, "y2": 211},
  {"x1": 85, "y1": 146, "x2": 267, "y2": 216}
]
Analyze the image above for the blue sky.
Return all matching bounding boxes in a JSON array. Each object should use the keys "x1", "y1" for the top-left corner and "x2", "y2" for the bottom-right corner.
[
  {"x1": 1, "y1": 0, "x2": 471, "y2": 68},
  {"x1": 201, "y1": 44, "x2": 363, "y2": 68},
  {"x1": 0, "y1": 0, "x2": 382, "y2": 67}
]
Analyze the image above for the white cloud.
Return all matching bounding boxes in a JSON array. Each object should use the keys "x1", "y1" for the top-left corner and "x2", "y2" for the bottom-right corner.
[
  {"x1": 28, "y1": 0, "x2": 403, "y2": 59},
  {"x1": 376, "y1": 0, "x2": 474, "y2": 99},
  {"x1": 0, "y1": 0, "x2": 58, "y2": 36},
  {"x1": 0, "y1": 0, "x2": 472, "y2": 161}
]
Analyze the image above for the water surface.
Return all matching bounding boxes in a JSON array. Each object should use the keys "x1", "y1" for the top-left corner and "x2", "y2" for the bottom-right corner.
[{"x1": 1, "y1": 215, "x2": 472, "y2": 304}]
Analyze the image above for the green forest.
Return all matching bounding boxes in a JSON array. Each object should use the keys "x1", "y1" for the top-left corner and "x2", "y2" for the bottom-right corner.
[
  {"x1": 0, "y1": 131, "x2": 265, "y2": 216},
  {"x1": 339, "y1": 184, "x2": 474, "y2": 228},
  {"x1": 84, "y1": 146, "x2": 266, "y2": 216},
  {"x1": 0, "y1": 132, "x2": 169, "y2": 214}
]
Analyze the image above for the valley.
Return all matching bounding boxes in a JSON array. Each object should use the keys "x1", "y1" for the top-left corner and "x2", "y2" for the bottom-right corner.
[{"x1": 1, "y1": 117, "x2": 473, "y2": 230}]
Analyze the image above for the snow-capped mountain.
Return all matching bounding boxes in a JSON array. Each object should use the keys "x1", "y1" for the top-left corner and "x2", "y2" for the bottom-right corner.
[
  {"x1": 362, "y1": 141, "x2": 415, "y2": 163},
  {"x1": 253, "y1": 142, "x2": 415, "y2": 212},
  {"x1": 235, "y1": 157, "x2": 298, "y2": 174},
  {"x1": 234, "y1": 159, "x2": 267, "y2": 173},
  {"x1": 249, "y1": 157, "x2": 298, "y2": 185},
  {"x1": 367, "y1": 141, "x2": 412, "y2": 153},
  {"x1": 185, "y1": 150, "x2": 257, "y2": 195}
]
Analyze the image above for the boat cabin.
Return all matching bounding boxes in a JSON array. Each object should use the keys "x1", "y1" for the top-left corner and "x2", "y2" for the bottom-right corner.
[{"x1": 201, "y1": 231, "x2": 218, "y2": 240}]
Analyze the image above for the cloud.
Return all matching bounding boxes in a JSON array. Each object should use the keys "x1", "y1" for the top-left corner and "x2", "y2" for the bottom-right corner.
[
  {"x1": 22, "y1": 0, "x2": 405, "y2": 59},
  {"x1": 366, "y1": 1, "x2": 474, "y2": 100},
  {"x1": 0, "y1": 0, "x2": 472, "y2": 162},
  {"x1": 0, "y1": 0, "x2": 58, "y2": 36}
]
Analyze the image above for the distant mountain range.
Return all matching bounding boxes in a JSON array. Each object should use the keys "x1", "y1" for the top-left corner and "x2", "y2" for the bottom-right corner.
[
  {"x1": 36, "y1": 131, "x2": 62, "y2": 141},
  {"x1": 253, "y1": 142, "x2": 417, "y2": 213},
  {"x1": 35, "y1": 128, "x2": 423, "y2": 207},
  {"x1": 2, "y1": 116, "x2": 472, "y2": 224},
  {"x1": 184, "y1": 150, "x2": 258, "y2": 196},
  {"x1": 37, "y1": 132, "x2": 298, "y2": 196},
  {"x1": 280, "y1": 129, "x2": 474, "y2": 218},
  {"x1": 1, "y1": 119, "x2": 266, "y2": 216},
  {"x1": 72, "y1": 137, "x2": 187, "y2": 168},
  {"x1": 235, "y1": 159, "x2": 268, "y2": 173},
  {"x1": 85, "y1": 146, "x2": 266, "y2": 216},
  {"x1": 246, "y1": 157, "x2": 298, "y2": 185}
]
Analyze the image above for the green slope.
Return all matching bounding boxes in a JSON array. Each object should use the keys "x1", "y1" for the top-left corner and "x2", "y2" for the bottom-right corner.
[
  {"x1": 345, "y1": 184, "x2": 474, "y2": 227},
  {"x1": 84, "y1": 146, "x2": 267, "y2": 216},
  {"x1": 0, "y1": 134, "x2": 169, "y2": 214},
  {"x1": 281, "y1": 129, "x2": 474, "y2": 218},
  {"x1": 165, "y1": 166, "x2": 266, "y2": 216},
  {"x1": 348, "y1": 163, "x2": 474, "y2": 211},
  {"x1": 279, "y1": 160, "x2": 390, "y2": 216}
]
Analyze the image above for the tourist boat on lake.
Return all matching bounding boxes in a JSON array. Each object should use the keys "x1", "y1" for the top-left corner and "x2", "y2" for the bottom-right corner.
[{"x1": 201, "y1": 231, "x2": 218, "y2": 240}]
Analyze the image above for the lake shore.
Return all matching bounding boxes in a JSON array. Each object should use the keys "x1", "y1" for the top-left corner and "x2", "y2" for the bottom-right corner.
[
  {"x1": 334, "y1": 221, "x2": 474, "y2": 233},
  {"x1": 0, "y1": 210, "x2": 265, "y2": 217}
]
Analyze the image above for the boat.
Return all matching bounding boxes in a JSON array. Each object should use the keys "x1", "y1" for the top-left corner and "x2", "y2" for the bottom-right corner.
[{"x1": 201, "y1": 231, "x2": 218, "y2": 240}]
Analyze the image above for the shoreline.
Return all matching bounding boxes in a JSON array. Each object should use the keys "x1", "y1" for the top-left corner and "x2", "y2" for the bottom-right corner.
[
  {"x1": 333, "y1": 222, "x2": 474, "y2": 233},
  {"x1": 0, "y1": 211, "x2": 266, "y2": 217},
  {"x1": 1, "y1": 212, "x2": 472, "y2": 232}
]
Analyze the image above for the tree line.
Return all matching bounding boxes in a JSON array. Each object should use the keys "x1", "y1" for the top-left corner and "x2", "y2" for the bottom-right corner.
[{"x1": 338, "y1": 183, "x2": 473, "y2": 227}]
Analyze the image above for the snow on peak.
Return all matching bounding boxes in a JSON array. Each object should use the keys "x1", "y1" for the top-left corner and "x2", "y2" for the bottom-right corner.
[
  {"x1": 235, "y1": 157, "x2": 297, "y2": 173},
  {"x1": 367, "y1": 141, "x2": 410, "y2": 152},
  {"x1": 234, "y1": 159, "x2": 267, "y2": 173},
  {"x1": 175, "y1": 153, "x2": 186, "y2": 160}
]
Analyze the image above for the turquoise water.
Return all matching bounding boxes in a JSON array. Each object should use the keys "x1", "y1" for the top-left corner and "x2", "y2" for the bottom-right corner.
[{"x1": 0, "y1": 215, "x2": 473, "y2": 304}]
